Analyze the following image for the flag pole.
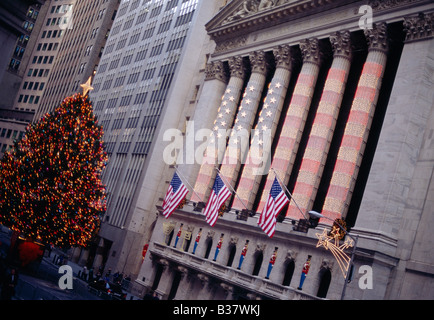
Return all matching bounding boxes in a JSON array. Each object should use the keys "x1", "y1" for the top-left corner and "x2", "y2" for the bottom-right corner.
[
  {"x1": 174, "y1": 165, "x2": 204, "y2": 203},
  {"x1": 214, "y1": 166, "x2": 249, "y2": 211},
  {"x1": 270, "y1": 167, "x2": 308, "y2": 220}
]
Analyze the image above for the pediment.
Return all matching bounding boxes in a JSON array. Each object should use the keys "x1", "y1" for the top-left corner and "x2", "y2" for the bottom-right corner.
[
  {"x1": 206, "y1": 0, "x2": 347, "y2": 42},
  {"x1": 205, "y1": 0, "x2": 370, "y2": 45}
]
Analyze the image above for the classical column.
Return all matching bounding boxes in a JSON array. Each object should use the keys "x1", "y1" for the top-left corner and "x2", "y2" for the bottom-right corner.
[
  {"x1": 258, "y1": 38, "x2": 323, "y2": 212},
  {"x1": 321, "y1": 23, "x2": 389, "y2": 224},
  {"x1": 286, "y1": 31, "x2": 352, "y2": 220},
  {"x1": 354, "y1": 13, "x2": 433, "y2": 245},
  {"x1": 219, "y1": 51, "x2": 270, "y2": 195},
  {"x1": 191, "y1": 57, "x2": 246, "y2": 202},
  {"x1": 177, "y1": 60, "x2": 227, "y2": 195},
  {"x1": 232, "y1": 45, "x2": 294, "y2": 210}
]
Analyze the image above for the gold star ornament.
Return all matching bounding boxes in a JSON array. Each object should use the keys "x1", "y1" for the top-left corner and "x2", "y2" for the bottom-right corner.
[{"x1": 80, "y1": 77, "x2": 94, "y2": 96}]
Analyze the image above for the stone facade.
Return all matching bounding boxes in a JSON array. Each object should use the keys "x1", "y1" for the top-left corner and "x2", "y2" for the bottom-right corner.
[{"x1": 133, "y1": 0, "x2": 434, "y2": 300}]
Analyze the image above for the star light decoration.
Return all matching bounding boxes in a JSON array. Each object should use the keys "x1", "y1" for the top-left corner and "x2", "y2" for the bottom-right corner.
[
  {"x1": 80, "y1": 77, "x2": 94, "y2": 96},
  {"x1": 210, "y1": 87, "x2": 237, "y2": 144},
  {"x1": 249, "y1": 81, "x2": 283, "y2": 147},
  {"x1": 315, "y1": 225, "x2": 354, "y2": 278}
]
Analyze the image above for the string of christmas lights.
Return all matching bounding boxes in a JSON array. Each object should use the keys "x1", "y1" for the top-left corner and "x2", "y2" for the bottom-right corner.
[{"x1": 0, "y1": 93, "x2": 108, "y2": 248}]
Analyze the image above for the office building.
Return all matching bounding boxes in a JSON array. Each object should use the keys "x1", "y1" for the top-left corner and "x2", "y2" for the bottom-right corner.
[
  {"x1": 0, "y1": 0, "x2": 119, "y2": 158},
  {"x1": 86, "y1": 0, "x2": 228, "y2": 281},
  {"x1": 0, "y1": 0, "x2": 45, "y2": 156}
]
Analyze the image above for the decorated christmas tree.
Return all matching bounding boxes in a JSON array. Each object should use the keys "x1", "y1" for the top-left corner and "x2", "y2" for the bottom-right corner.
[{"x1": 0, "y1": 82, "x2": 108, "y2": 249}]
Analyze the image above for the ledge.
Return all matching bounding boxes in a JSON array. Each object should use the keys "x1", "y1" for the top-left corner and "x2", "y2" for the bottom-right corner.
[{"x1": 148, "y1": 243, "x2": 321, "y2": 300}]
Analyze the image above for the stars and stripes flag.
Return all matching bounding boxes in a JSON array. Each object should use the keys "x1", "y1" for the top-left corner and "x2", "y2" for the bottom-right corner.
[
  {"x1": 203, "y1": 174, "x2": 231, "y2": 227},
  {"x1": 162, "y1": 172, "x2": 189, "y2": 219},
  {"x1": 258, "y1": 177, "x2": 289, "y2": 237}
]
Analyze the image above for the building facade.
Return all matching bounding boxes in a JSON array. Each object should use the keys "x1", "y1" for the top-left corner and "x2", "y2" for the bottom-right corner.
[
  {"x1": 33, "y1": 0, "x2": 120, "y2": 120},
  {"x1": 0, "y1": 0, "x2": 119, "y2": 158},
  {"x1": 85, "y1": 0, "x2": 228, "y2": 280},
  {"x1": 136, "y1": 0, "x2": 434, "y2": 300},
  {"x1": 0, "y1": 0, "x2": 46, "y2": 157}
]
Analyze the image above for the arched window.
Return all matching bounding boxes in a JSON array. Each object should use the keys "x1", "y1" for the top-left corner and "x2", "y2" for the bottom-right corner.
[
  {"x1": 151, "y1": 263, "x2": 164, "y2": 291},
  {"x1": 204, "y1": 238, "x2": 213, "y2": 259},
  {"x1": 282, "y1": 260, "x2": 295, "y2": 286},
  {"x1": 165, "y1": 229, "x2": 174, "y2": 246},
  {"x1": 317, "y1": 268, "x2": 332, "y2": 298},
  {"x1": 252, "y1": 251, "x2": 263, "y2": 276},
  {"x1": 226, "y1": 244, "x2": 236, "y2": 267},
  {"x1": 168, "y1": 271, "x2": 182, "y2": 300}
]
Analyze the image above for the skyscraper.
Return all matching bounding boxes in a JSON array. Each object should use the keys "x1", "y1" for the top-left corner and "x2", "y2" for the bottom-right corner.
[
  {"x1": 87, "y1": 0, "x2": 228, "y2": 282},
  {"x1": 0, "y1": 0, "x2": 46, "y2": 157},
  {"x1": 0, "y1": 0, "x2": 119, "y2": 158},
  {"x1": 34, "y1": 0, "x2": 120, "y2": 120}
]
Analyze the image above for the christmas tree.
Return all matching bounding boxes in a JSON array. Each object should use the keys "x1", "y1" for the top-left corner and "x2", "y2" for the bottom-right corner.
[{"x1": 0, "y1": 89, "x2": 108, "y2": 248}]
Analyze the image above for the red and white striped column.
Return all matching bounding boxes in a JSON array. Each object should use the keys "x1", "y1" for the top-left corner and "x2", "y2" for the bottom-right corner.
[
  {"x1": 177, "y1": 60, "x2": 227, "y2": 192},
  {"x1": 191, "y1": 56, "x2": 246, "y2": 203},
  {"x1": 219, "y1": 51, "x2": 270, "y2": 195},
  {"x1": 286, "y1": 31, "x2": 352, "y2": 220},
  {"x1": 258, "y1": 38, "x2": 323, "y2": 212},
  {"x1": 321, "y1": 23, "x2": 389, "y2": 224},
  {"x1": 232, "y1": 45, "x2": 294, "y2": 210}
]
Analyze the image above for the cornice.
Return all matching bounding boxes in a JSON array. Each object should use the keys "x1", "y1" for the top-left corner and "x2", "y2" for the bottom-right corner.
[{"x1": 205, "y1": 0, "x2": 356, "y2": 43}]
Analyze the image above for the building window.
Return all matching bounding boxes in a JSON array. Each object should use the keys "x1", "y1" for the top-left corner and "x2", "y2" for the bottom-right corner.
[
  {"x1": 204, "y1": 238, "x2": 213, "y2": 259},
  {"x1": 226, "y1": 244, "x2": 236, "y2": 267},
  {"x1": 282, "y1": 260, "x2": 295, "y2": 286},
  {"x1": 252, "y1": 251, "x2": 263, "y2": 276}
]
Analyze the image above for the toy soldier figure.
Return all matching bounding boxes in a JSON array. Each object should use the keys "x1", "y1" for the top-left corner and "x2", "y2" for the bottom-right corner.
[
  {"x1": 237, "y1": 240, "x2": 249, "y2": 269},
  {"x1": 173, "y1": 224, "x2": 183, "y2": 248},
  {"x1": 297, "y1": 255, "x2": 312, "y2": 290},
  {"x1": 192, "y1": 228, "x2": 202, "y2": 254},
  {"x1": 213, "y1": 233, "x2": 224, "y2": 261},
  {"x1": 266, "y1": 247, "x2": 278, "y2": 279}
]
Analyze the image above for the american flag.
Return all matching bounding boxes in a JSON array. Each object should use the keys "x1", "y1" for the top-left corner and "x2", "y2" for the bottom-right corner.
[
  {"x1": 258, "y1": 177, "x2": 289, "y2": 237},
  {"x1": 203, "y1": 173, "x2": 231, "y2": 226},
  {"x1": 162, "y1": 172, "x2": 189, "y2": 219}
]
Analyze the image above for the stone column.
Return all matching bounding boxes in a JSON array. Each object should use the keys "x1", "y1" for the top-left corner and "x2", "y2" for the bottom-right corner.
[
  {"x1": 171, "y1": 266, "x2": 190, "y2": 300},
  {"x1": 287, "y1": 31, "x2": 352, "y2": 219},
  {"x1": 233, "y1": 45, "x2": 294, "y2": 210},
  {"x1": 78, "y1": 248, "x2": 90, "y2": 266},
  {"x1": 219, "y1": 51, "x2": 270, "y2": 195},
  {"x1": 191, "y1": 56, "x2": 246, "y2": 203},
  {"x1": 321, "y1": 23, "x2": 389, "y2": 224},
  {"x1": 178, "y1": 60, "x2": 228, "y2": 196},
  {"x1": 258, "y1": 38, "x2": 324, "y2": 212},
  {"x1": 354, "y1": 13, "x2": 433, "y2": 254}
]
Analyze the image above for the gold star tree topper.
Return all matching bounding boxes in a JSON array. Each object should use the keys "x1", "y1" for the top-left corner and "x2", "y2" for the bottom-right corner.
[{"x1": 80, "y1": 77, "x2": 94, "y2": 96}]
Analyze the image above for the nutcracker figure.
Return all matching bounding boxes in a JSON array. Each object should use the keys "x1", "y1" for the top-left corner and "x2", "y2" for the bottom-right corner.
[
  {"x1": 213, "y1": 233, "x2": 224, "y2": 261},
  {"x1": 237, "y1": 240, "x2": 249, "y2": 270},
  {"x1": 192, "y1": 228, "x2": 202, "y2": 254},
  {"x1": 297, "y1": 255, "x2": 312, "y2": 290},
  {"x1": 173, "y1": 223, "x2": 183, "y2": 248},
  {"x1": 265, "y1": 247, "x2": 278, "y2": 279}
]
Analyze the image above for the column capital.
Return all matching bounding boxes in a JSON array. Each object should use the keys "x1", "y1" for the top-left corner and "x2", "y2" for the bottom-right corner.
[
  {"x1": 330, "y1": 30, "x2": 352, "y2": 60},
  {"x1": 300, "y1": 38, "x2": 323, "y2": 65},
  {"x1": 273, "y1": 44, "x2": 293, "y2": 70},
  {"x1": 249, "y1": 50, "x2": 269, "y2": 75},
  {"x1": 403, "y1": 12, "x2": 434, "y2": 42},
  {"x1": 228, "y1": 55, "x2": 246, "y2": 79},
  {"x1": 205, "y1": 60, "x2": 228, "y2": 82},
  {"x1": 364, "y1": 22, "x2": 389, "y2": 53}
]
